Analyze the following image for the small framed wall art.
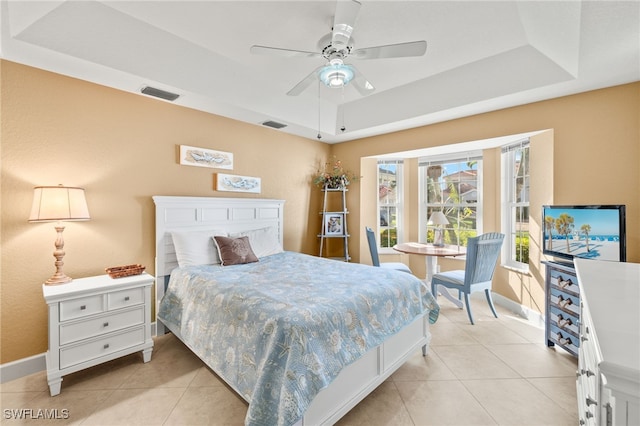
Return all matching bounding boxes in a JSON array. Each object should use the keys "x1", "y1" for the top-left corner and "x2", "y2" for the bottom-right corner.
[
  {"x1": 180, "y1": 145, "x2": 233, "y2": 169},
  {"x1": 215, "y1": 173, "x2": 261, "y2": 194},
  {"x1": 324, "y1": 214, "x2": 344, "y2": 235}
]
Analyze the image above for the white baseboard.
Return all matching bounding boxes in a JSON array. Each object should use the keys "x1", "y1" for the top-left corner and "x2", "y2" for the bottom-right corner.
[
  {"x1": 0, "y1": 322, "x2": 159, "y2": 384},
  {"x1": 0, "y1": 353, "x2": 46, "y2": 384},
  {"x1": 491, "y1": 292, "x2": 545, "y2": 329}
]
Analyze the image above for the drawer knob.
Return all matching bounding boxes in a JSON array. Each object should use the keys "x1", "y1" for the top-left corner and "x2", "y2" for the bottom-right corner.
[
  {"x1": 80, "y1": 305, "x2": 86, "y2": 310},
  {"x1": 103, "y1": 343, "x2": 110, "y2": 349},
  {"x1": 124, "y1": 296, "x2": 130, "y2": 301},
  {"x1": 586, "y1": 412, "x2": 594, "y2": 419},
  {"x1": 103, "y1": 322, "x2": 109, "y2": 327},
  {"x1": 581, "y1": 336, "x2": 588, "y2": 342},
  {"x1": 581, "y1": 369, "x2": 595, "y2": 377},
  {"x1": 586, "y1": 397, "x2": 598, "y2": 407}
]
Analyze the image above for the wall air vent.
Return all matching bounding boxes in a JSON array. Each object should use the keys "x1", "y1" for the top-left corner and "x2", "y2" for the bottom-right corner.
[
  {"x1": 141, "y1": 86, "x2": 180, "y2": 102},
  {"x1": 262, "y1": 120, "x2": 287, "y2": 129}
]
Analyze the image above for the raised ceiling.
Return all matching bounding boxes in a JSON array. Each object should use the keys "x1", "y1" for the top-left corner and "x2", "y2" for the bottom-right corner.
[{"x1": 2, "y1": 1, "x2": 639, "y2": 143}]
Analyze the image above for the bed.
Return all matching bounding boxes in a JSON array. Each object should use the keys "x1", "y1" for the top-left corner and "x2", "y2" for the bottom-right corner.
[{"x1": 153, "y1": 196, "x2": 439, "y2": 426}]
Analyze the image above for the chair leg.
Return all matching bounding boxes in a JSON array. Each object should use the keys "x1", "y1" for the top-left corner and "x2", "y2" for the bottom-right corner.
[
  {"x1": 485, "y1": 289, "x2": 498, "y2": 319},
  {"x1": 422, "y1": 344, "x2": 427, "y2": 356},
  {"x1": 463, "y1": 292, "x2": 475, "y2": 325}
]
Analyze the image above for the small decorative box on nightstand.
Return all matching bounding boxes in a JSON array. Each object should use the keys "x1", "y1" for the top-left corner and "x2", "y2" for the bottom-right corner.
[{"x1": 42, "y1": 273, "x2": 154, "y2": 396}]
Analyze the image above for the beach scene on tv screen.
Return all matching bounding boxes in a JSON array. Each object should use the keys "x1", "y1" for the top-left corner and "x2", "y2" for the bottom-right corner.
[{"x1": 543, "y1": 208, "x2": 621, "y2": 261}]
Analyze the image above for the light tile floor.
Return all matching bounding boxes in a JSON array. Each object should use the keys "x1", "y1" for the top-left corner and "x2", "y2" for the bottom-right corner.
[{"x1": 1, "y1": 297, "x2": 578, "y2": 425}]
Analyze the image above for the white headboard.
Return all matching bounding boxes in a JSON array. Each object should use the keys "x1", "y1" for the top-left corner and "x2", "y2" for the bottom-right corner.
[{"x1": 153, "y1": 196, "x2": 285, "y2": 333}]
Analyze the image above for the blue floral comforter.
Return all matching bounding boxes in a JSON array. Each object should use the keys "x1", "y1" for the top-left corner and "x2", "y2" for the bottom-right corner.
[{"x1": 158, "y1": 251, "x2": 439, "y2": 426}]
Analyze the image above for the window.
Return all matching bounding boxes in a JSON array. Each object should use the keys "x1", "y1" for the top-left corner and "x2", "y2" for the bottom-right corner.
[
  {"x1": 501, "y1": 141, "x2": 530, "y2": 270},
  {"x1": 378, "y1": 160, "x2": 403, "y2": 249},
  {"x1": 419, "y1": 153, "x2": 482, "y2": 246}
]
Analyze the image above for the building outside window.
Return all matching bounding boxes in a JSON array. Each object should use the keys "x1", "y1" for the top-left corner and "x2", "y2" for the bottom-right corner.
[
  {"x1": 501, "y1": 141, "x2": 530, "y2": 270},
  {"x1": 378, "y1": 160, "x2": 403, "y2": 249},
  {"x1": 419, "y1": 153, "x2": 482, "y2": 247}
]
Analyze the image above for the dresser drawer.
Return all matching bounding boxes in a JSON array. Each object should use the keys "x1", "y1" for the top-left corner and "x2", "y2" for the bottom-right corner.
[
  {"x1": 59, "y1": 306, "x2": 145, "y2": 345},
  {"x1": 107, "y1": 287, "x2": 144, "y2": 310},
  {"x1": 550, "y1": 324, "x2": 579, "y2": 356},
  {"x1": 59, "y1": 295, "x2": 104, "y2": 321},
  {"x1": 549, "y1": 269, "x2": 579, "y2": 296},
  {"x1": 576, "y1": 374, "x2": 597, "y2": 426},
  {"x1": 550, "y1": 288, "x2": 580, "y2": 316},
  {"x1": 549, "y1": 306, "x2": 579, "y2": 337},
  {"x1": 59, "y1": 325, "x2": 145, "y2": 369}
]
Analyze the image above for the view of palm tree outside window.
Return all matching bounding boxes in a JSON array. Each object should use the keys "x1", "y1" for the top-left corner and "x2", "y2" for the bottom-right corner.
[{"x1": 421, "y1": 158, "x2": 481, "y2": 247}]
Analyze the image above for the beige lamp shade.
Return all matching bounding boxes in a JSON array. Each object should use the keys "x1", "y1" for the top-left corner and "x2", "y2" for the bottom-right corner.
[
  {"x1": 29, "y1": 185, "x2": 90, "y2": 222},
  {"x1": 428, "y1": 211, "x2": 449, "y2": 226},
  {"x1": 428, "y1": 210, "x2": 448, "y2": 247}
]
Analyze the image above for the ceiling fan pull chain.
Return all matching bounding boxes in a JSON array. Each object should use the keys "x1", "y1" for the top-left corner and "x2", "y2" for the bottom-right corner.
[{"x1": 340, "y1": 86, "x2": 346, "y2": 132}]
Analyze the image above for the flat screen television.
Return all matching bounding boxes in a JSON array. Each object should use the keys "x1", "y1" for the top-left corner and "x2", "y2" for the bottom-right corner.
[{"x1": 542, "y1": 205, "x2": 626, "y2": 262}]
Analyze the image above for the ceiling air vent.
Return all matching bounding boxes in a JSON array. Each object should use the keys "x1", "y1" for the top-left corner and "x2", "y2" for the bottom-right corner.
[
  {"x1": 262, "y1": 120, "x2": 287, "y2": 130},
  {"x1": 141, "y1": 86, "x2": 180, "y2": 102}
]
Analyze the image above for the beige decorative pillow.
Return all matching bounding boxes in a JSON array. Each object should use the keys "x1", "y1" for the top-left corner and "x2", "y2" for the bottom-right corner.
[{"x1": 213, "y1": 236, "x2": 259, "y2": 266}]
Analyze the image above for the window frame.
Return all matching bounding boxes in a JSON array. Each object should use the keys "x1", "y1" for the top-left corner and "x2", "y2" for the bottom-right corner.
[
  {"x1": 501, "y1": 140, "x2": 530, "y2": 271},
  {"x1": 418, "y1": 152, "x2": 483, "y2": 247},
  {"x1": 377, "y1": 159, "x2": 404, "y2": 253}
]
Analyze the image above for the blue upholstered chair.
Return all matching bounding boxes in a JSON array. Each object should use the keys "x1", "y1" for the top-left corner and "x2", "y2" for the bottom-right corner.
[
  {"x1": 431, "y1": 232, "x2": 504, "y2": 325},
  {"x1": 365, "y1": 227, "x2": 412, "y2": 274}
]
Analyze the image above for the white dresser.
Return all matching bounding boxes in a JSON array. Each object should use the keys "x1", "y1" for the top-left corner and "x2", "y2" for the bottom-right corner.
[
  {"x1": 574, "y1": 259, "x2": 640, "y2": 426},
  {"x1": 42, "y1": 273, "x2": 154, "y2": 396}
]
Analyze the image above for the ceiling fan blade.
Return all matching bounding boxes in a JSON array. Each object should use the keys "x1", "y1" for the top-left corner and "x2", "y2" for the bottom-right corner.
[
  {"x1": 350, "y1": 66, "x2": 375, "y2": 96},
  {"x1": 250, "y1": 45, "x2": 321, "y2": 58},
  {"x1": 332, "y1": 0, "x2": 361, "y2": 48},
  {"x1": 352, "y1": 40, "x2": 427, "y2": 60},
  {"x1": 286, "y1": 66, "x2": 324, "y2": 96}
]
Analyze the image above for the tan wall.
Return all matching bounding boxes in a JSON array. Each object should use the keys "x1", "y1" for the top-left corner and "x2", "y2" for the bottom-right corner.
[
  {"x1": 1, "y1": 58, "x2": 638, "y2": 365},
  {"x1": 339, "y1": 82, "x2": 639, "y2": 314},
  {"x1": 0, "y1": 60, "x2": 329, "y2": 363}
]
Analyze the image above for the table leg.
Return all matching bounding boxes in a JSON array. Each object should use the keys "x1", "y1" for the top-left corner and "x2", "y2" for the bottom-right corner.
[{"x1": 425, "y1": 255, "x2": 463, "y2": 309}]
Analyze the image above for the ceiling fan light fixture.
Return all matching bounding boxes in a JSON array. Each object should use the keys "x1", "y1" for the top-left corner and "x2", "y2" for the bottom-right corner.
[{"x1": 319, "y1": 62, "x2": 354, "y2": 88}]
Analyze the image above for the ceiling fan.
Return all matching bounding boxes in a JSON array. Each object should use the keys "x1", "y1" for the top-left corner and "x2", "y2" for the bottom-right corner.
[{"x1": 250, "y1": 0, "x2": 427, "y2": 96}]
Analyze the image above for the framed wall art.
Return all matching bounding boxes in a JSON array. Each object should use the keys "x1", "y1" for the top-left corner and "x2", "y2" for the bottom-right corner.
[
  {"x1": 215, "y1": 173, "x2": 261, "y2": 194},
  {"x1": 324, "y1": 214, "x2": 344, "y2": 235},
  {"x1": 179, "y1": 145, "x2": 233, "y2": 169}
]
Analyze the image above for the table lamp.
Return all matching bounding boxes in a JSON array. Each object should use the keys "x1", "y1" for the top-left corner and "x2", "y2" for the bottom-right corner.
[
  {"x1": 428, "y1": 211, "x2": 449, "y2": 247},
  {"x1": 29, "y1": 185, "x2": 90, "y2": 285}
]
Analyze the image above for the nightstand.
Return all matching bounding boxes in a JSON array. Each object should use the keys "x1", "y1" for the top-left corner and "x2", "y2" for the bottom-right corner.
[{"x1": 42, "y1": 273, "x2": 154, "y2": 396}]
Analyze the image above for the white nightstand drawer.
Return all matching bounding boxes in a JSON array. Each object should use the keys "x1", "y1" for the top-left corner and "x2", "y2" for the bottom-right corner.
[
  {"x1": 59, "y1": 306, "x2": 145, "y2": 345},
  {"x1": 107, "y1": 287, "x2": 143, "y2": 310},
  {"x1": 59, "y1": 325, "x2": 145, "y2": 369},
  {"x1": 59, "y1": 295, "x2": 104, "y2": 321}
]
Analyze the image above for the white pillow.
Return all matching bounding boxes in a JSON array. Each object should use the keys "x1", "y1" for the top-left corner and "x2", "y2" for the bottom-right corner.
[
  {"x1": 230, "y1": 226, "x2": 283, "y2": 258},
  {"x1": 171, "y1": 229, "x2": 228, "y2": 267}
]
